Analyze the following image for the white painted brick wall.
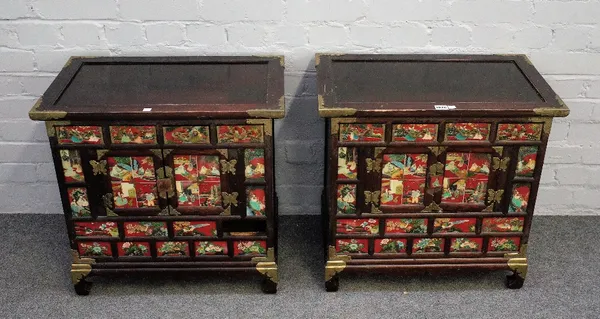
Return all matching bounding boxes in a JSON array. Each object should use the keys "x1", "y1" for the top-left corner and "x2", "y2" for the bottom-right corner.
[{"x1": 0, "y1": 0, "x2": 599, "y2": 216}]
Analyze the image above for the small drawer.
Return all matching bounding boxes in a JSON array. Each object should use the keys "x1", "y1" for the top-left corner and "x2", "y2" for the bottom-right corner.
[
  {"x1": 77, "y1": 241, "x2": 112, "y2": 257},
  {"x1": 337, "y1": 218, "x2": 379, "y2": 235},
  {"x1": 163, "y1": 126, "x2": 210, "y2": 144},
  {"x1": 385, "y1": 218, "x2": 427, "y2": 234},
  {"x1": 412, "y1": 238, "x2": 444, "y2": 254},
  {"x1": 233, "y1": 240, "x2": 267, "y2": 256},
  {"x1": 433, "y1": 218, "x2": 476, "y2": 233},
  {"x1": 124, "y1": 221, "x2": 168, "y2": 237},
  {"x1": 173, "y1": 221, "x2": 217, "y2": 237},
  {"x1": 336, "y1": 238, "x2": 368, "y2": 254},
  {"x1": 445, "y1": 123, "x2": 490, "y2": 141},
  {"x1": 482, "y1": 217, "x2": 524, "y2": 233},
  {"x1": 449, "y1": 238, "x2": 482, "y2": 253},
  {"x1": 497, "y1": 123, "x2": 542, "y2": 141},
  {"x1": 110, "y1": 125, "x2": 157, "y2": 144},
  {"x1": 194, "y1": 241, "x2": 228, "y2": 256},
  {"x1": 117, "y1": 241, "x2": 151, "y2": 257},
  {"x1": 488, "y1": 237, "x2": 521, "y2": 252},
  {"x1": 56, "y1": 126, "x2": 103, "y2": 144},
  {"x1": 217, "y1": 125, "x2": 264, "y2": 143},
  {"x1": 339, "y1": 123, "x2": 384, "y2": 142},
  {"x1": 374, "y1": 238, "x2": 407, "y2": 254},
  {"x1": 392, "y1": 123, "x2": 438, "y2": 142},
  {"x1": 156, "y1": 241, "x2": 189, "y2": 257},
  {"x1": 74, "y1": 222, "x2": 118, "y2": 237}
]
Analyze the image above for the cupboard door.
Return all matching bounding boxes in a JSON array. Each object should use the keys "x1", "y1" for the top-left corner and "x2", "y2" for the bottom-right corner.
[
  {"x1": 163, "y1": 149, "x2": 235, "y2": 216},
  {"x1": 438, "y1": 147, "x2": 502, "y2": 212},
  {"x1": 87, "y1": 149, "x2": 167, "y2": 216}
]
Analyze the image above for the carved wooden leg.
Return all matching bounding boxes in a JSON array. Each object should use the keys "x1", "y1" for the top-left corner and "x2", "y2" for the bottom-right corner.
[
  {"x1": 74, "y1": 277, "x2": 92, "y2": 296},
  {"x1": 72, "y1": 262, "x2": 93, "y2": 296},
  {"x1": 506, "y1": 271, "x2": 525, "y2": 289},
  {"x1": 325, "y1": 275, "x2": 339, "y2": 292},
  {"x1": 255, "y1": 249, "x2": 278, "y2": 294},
  {"x1": 505, "y1": 246, "x2": 527, "y2": 289},
  {"x1": 261, "y1": 277, "x2": 277, "y2": 294}
]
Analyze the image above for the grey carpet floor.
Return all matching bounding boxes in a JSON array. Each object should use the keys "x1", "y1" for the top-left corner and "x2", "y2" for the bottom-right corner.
[{"x1": 0, "y1": 215, "x2": 599, "y2": 319}]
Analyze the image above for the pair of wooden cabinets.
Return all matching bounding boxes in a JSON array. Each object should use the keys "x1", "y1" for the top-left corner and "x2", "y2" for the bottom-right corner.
[{"x1": 29, "y1": 55, "x2": 569, "y2": 294}]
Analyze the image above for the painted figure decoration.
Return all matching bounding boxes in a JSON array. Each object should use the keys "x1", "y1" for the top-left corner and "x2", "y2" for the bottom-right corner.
[
  {"x1": 108, "y1": 156, "x2": 158, "y2": 208},
  {"x1": 339, "y1": 123, "x2": 385, "y2": 142},
  {"x1": 56, "y1": 126, "x2": 103, "y2": 144},
  {"x1": 164, "y1": 126, "x2": 210, "y2": 144},
  {"x1": 336, "y1": 184, "x2": 357, "y2": 214},
  {"x1": 509, "y1": 184, "x2": 531, "y2": 212},
  {"x1": 110, "y1": 126, "x2": 157, "y2": 144},
  {"x1": 337, "y1": 147, "x2": 358, "y2": 179},
  {"x1": 516, "y1": 146, "x2": 538, "y2": 177},
  {"x1": 392, "y1": 124, "x2": 438, "y2": 142},
  {"x1": 246, "y1": 187, "x2": 266, "y2": 216},
  {"x1": 244, "y1": 149, "x2": 265, "y2": 179},
  {"x1": 68, "y1": 187, "x2": 91, "y2": 217},
  {"x1": 173, "y1": 155, "x2": 221, "y2": 207},
  {"x1": 380, "y1": 153, "x2": 428, "y2": 205},
  {"x1": 442, "y1": 152, "x2": 491, "y2": 204}
]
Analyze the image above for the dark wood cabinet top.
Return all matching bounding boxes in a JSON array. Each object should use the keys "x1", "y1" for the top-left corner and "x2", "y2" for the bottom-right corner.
[
  {"x1": 316, "y1": 54, "x2": 569, "y2": 118},
  {"x1": 30, "y1": 56, "x2": 284, "y2": 121}
]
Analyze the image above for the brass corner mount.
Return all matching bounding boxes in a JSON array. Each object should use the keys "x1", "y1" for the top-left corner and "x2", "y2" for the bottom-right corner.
[{"x1": 325, "y1": 246, "x2": 351, "y2": 281}]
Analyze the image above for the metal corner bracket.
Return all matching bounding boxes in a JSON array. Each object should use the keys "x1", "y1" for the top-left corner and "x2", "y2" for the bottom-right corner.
[
  {"x1": 505, "y1": 244, "x2": 528, "y2": 279},
  {"x1": 71, "y1": 249, "x2": 94, "y2": 285},
  {"x1": 252, "y1": 248, "x2": 278, "y2": 283},
  {"x1": 325, "y1": 246, "x2": 351, "y2": 281}
]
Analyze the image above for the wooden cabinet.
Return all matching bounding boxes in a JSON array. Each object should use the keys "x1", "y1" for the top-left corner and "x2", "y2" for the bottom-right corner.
[
  {"x1": 29, "y1": 56, "x2": 284, "y2": 294},
  {"x1": 316, "y1": 54, "x2": 569, "y2": 291}
]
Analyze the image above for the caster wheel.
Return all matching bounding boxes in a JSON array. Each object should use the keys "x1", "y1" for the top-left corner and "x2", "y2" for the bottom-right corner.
[
  {"x1": 506, "y1": 273, "x2": 525, "y2": 289},
  {"x1": 74, "y1": 279, "x2": 92, "y2": 296},
  {"x1": 261, "y1": 279, "x2": 277, "y2": 294},
  {"x1": 325, "y1": 276, "x2": 339, "y2": 292}
]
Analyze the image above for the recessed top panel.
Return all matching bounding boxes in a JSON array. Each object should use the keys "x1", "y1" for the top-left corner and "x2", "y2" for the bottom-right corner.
[
  {"x1": 30, "y1": 56, "x2": 284, "y2": 120},
  {"x1": 317, "y1": 54, "x2": 568, "y2": 118},
  {"x1": 57, "y1": 62, "x2": 269, "y2": 106},
  {"x1": 331, "y1": 60, "x2": 542, "y2": 103}
]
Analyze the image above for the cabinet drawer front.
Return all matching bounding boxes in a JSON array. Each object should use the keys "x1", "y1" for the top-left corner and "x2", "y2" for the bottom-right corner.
[
  {"x1": 339, "y1": 123, "x2": 384, "y2": 142},
  {"x1": 445, "y1": 123, "x2": 490, "y2": 141},
  {"x1": 385, "y1": 218, "x2": 427, "y2": 234},
  {"x1": 68, "y1": 187, "x2": 91, "y2": 218},
  {"x1": 173, "y1": 154, "x2": 222, "y2": 207},
  {"x1": 195, "y1": 241, "x2": 228, "y2": 255},
  {"x1": 488, "y1": 236, "x2": 521, "y2": 252},
  {"x1": 433, "y1": 218, "x2": 476, "y2": 233},
  {"x1": 516, "y1": 146, "x2": 538, "y2": 177},
  {"x1": 163, "y1": 126, "x2": 210, "y2": 144},
  {"x1": 392, "y1": 124, "x2": 438, "y2": 142},
  {"x1": 217, "y1": 125, "x2": 264, "y2": 143},
  {"x1": 56, "y1": 126, "x2": 103, "y2": 145},
  {"x1": 74, "y1": 222, "x2": 119, "y2": 237},
  {"x1": 108, "y1": 155, "x2": 160, "y2": 209},
  {"x1": 78, "y1": 241, "x2": 112, "y2": 257},
  {"x1": 449, "y1": 238, "x2": 482, "y2": 252},
  {"x1": 110, "y1": 126, "x2": 157, "y2": 144},
  {"x1": 482, "y1": 217, "x2": 524, "y2": 233},
  {"x1": 124, "y1": 221, "x2": 168, "y2": 237},
  {"x1": 336, "y1": 219, "x2": 379, "y2": 235},
  {"x1": 374, "y1": 238, "x2": 407, "y2": 254},
  {"x1": 156, "y1": 241, "x2": 189, "y2": 257},
  {"x1": 233, "y1": 240, "x2": 267, "y2": 256},
  {"x1": 60, "y1": 150, "x2": 85, "y2": 183},
  {"x1": 497, "y1": 123, "x2": 542, "y2": 141},
  {"x1": 412, "y1": 238, "x2": 444, "y2": 253},
  {"x1": 381, "y1": 153, "x2": 428, "y2": 206},
  {"x1": 336, "y1": 238, "x2": 368, "y2": 254},
  {"x1": 117, "y1": 242, "x2": 151, "y2": 257},
  {"x1": 173, "y1": 221, "x2": 217, "y2": 237}
]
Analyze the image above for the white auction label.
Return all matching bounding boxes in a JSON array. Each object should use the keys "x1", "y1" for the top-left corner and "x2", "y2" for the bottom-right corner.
[{"x1": 143, "y1": 108, "x2": 152, "y2": 112}]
